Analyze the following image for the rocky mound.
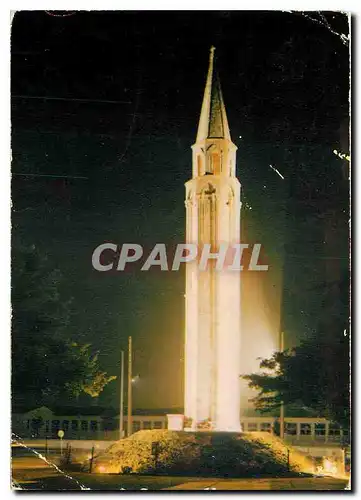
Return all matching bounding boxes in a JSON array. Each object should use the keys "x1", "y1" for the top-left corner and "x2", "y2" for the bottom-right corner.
[{"x1": 93, "y1": 430, "x2": 314, "y2": 477}]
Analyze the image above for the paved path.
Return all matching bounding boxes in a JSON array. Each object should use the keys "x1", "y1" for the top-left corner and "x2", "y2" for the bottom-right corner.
[
  {"x1": 12, "y1": 452, "x2": 349, "y2": 491},
  {"x1": 167, "y1": 477, "x2": 350, "y2": 491}
]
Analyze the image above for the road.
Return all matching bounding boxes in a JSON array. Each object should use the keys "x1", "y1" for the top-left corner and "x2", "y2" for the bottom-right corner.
[
  {"x1": 12, "y1": 445, "x2": 90, "y2": 490},
  {"x1": 12, "y1": 446, "x2": 350, "y2": 491}
]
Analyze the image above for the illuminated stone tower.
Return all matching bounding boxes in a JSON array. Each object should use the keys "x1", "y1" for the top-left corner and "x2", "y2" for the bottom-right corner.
[{"x1": 184, "y1": 47, "x2": 241, "y2": 431}]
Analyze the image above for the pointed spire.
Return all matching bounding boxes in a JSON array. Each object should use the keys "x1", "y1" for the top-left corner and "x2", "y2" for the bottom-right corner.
[{"x1": 196, "y1": 46, "x2": 231, "y2": 142}]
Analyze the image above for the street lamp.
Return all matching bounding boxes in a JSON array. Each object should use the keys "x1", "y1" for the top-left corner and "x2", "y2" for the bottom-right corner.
[
  {"x1": 119, "y1": 350, "x2": 124, "y2": 440},
  {"x1": 120, "y1": 338, "x2": 139, "y2": 439},
  {"x1": 279, "y1": 331, "x2": 285, "y2": 440},
  {"x1": 127, "y1": 336, "x2": 132, "y2": 437}
]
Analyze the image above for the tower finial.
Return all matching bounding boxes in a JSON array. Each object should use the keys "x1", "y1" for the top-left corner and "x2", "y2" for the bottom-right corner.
[{"x1": 196, "y1": 47, "x2": 231, "y2": 142}]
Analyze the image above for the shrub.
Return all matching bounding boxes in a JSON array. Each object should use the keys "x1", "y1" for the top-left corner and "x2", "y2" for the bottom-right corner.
[{"x1": 93, "y1": 430, "x2": 314, "y2": 477}]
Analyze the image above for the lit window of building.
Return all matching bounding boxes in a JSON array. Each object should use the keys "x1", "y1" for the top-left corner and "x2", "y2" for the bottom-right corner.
[
  {"x1": 329, "y1": 423, "x2": 340, "y2": 436},
  {"x1": 260, "y1": 422, "x2": 271, "y2": 433},
  {"x1": 51, "y1": 420, "x2": 60, "y2": 430},
  {"x1": 300, "y1": 423, "x2": 311, "y2": 435},
  {"x1": 247, "y1": 422, "x2": 258, "y2": 431},
  {"x1": 315, "y1": 423, "x2": 326, "y2": 436},
  {"x1": 285, "y1": 423, "x2": 297, "y2": 435},
  {"x1": 90, "y1": 420, "x2": 98, "y2": 432},
  {"x1": 133, "y1": 421, "x2": 141, "y2": 432}
]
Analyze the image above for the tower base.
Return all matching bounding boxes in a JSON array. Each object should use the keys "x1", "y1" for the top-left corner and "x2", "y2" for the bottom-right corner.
[{"x1": 167, "y1": 414, "x2": 243, "y2": 433}]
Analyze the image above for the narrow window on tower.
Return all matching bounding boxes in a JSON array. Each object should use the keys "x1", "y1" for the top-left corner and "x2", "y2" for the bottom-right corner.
[
  {"x1": 212, "y1": 153, "x2": 221, "y2": 174},
  {"x1": 197, "y1": 155, "x2": 203, "y2": 176}
]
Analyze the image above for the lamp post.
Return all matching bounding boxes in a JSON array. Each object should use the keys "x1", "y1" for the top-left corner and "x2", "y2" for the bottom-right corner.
[
  {"x1": 280, "y1": 331, "x2": 285, "y2": 439},
  {"x1": 119, "y1": 350, "x2": 124, "y2": 439},
  {"x1": 127, "y1": 336, "x2": 133, "y2": 437}
]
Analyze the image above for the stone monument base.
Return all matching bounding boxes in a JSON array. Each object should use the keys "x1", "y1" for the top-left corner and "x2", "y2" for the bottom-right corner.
[{"x1": 166, "y1": 414, "x2": 184, "y2": 431}]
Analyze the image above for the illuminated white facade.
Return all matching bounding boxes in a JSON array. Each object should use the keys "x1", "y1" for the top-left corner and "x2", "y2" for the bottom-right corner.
[{"x1": 184, "y1": 47, "x2": 241, "y2": 431}]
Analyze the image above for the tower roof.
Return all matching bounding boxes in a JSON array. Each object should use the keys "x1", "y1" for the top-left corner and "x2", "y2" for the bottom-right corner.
[{"x1": 196, "y1": 47, "x2": 231, "y2": 142}]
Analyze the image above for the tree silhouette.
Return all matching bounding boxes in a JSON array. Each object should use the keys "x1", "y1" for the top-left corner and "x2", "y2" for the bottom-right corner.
[{"x1": 12, "y1": 243, "x2": 116, "y2": 408}]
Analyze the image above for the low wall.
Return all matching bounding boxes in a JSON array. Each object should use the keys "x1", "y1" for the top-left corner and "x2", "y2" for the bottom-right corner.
[{"x1": 12, "y1": 439, "x2": 116, "y2": 450}]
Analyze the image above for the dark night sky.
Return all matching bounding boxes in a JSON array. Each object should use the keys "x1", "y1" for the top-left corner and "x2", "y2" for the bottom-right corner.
[{"x1": 11, "y1": 11, "x2": 349, "y2": 410}]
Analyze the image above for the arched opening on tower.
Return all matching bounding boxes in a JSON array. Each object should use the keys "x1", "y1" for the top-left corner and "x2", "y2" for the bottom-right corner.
[
  {"x1": 212, "y1": 153, "x2": 221, "y2": 175},
  {"x1": 197, "y1": 155, "x2": 203, "y2": 176}
]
